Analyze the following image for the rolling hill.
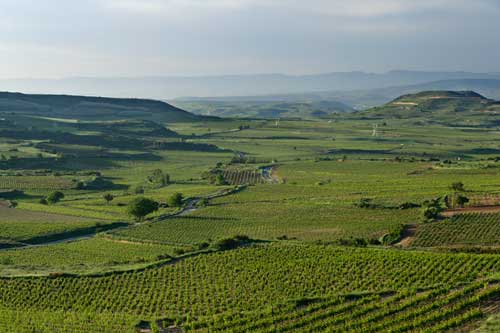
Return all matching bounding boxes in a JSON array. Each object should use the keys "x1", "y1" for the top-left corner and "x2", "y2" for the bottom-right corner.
[
  {"x1": 172, "y1": 98, "x2": 354, "y2": 119},
  {"x1": 0, "y1": 92, "x2": 201, "y2": 123},
  {"x1": 359, "y1": 91, "x2": 500, "y2": 126},
  {"x1": 333, "y1": 79, "x2": 500, "y2": 109},
  {"x1": 172, "y1": 79, "x2": 500, "y2": 118}
]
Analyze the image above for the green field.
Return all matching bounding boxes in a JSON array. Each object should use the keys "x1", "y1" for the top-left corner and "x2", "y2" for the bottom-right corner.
[{"x1": 1, "y1": 91, "x2": 500, "y2": 331}]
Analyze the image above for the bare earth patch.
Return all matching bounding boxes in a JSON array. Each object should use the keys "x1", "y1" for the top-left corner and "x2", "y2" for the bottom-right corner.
[
  {"x1": 442, "y1": 206, "x2": 500, "y2": 217},
  {"x1": 394, "y1": 224, "x2": 417, "y2": 248}
]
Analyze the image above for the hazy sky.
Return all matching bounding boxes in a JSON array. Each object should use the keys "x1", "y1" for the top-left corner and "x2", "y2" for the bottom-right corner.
[{"x1": 1, "y1": 0, "x2": 500, "y2": 78}]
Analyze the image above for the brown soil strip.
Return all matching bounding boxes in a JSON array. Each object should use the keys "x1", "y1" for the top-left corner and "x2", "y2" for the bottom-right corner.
[
  {"x1": 394, "y1": 224, "x2": 417, "y2": 248},
  {"x1": 442, "y1": 206, "x2": 500, "y2": 217}
]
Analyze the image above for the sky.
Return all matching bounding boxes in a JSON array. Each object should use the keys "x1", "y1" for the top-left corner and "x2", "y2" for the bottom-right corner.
[{"x1": 1, "y1": 0, "x2": 500, "y2": 78}]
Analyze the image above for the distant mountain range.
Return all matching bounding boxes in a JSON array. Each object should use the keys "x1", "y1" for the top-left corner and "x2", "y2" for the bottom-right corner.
[
  {"x1": 175, "y1": 78, "x2": 500, "y2": 111},
  {"x1": 2, "y1": 71, "x2": 500, "y2": 100}
]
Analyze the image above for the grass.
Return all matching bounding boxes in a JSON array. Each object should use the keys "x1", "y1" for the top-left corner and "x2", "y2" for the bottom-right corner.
[
  {"x1": 0, "y1": 237, "x2": 186, "y2": 275},
  {"x1": 0, "y1": 206, "x2": 103, "y2": 242}
]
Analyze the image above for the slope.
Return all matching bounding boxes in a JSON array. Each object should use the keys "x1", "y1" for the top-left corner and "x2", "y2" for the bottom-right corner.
[
  {"x1": 358, "y1": 90, "x2": 500, "y2": 125},
  {"x1": 0, "y1": 91, "x2": 201, "y2": 123}
]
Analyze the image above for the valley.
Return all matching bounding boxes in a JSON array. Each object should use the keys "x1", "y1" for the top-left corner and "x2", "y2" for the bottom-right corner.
[{"x1": 1, "y1": 90, "x2": 500, "y2": 331}]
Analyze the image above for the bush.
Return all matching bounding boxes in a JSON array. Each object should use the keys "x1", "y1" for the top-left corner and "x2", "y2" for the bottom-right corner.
[
  {"x1": 168, "y1": 193, "x2": 184, "y2": 207},
  {"x1": 215, "y1": 173, "x2": 227, "y2": 186},
  {"x1": 214, "y1": 235, "x2": 251, "y2": 251},
  {"x1": 46, "y1": 191, "x2": 64, "y2": 204},
  {"x1": 173, "y1": 248, "x2": 186, "y2": 256},
  {"x1": 399, "y1": 202, "x2": 421, "y2": 210},
  {"x1": 355, "y1": 198, "x2": 379, "y2": 209},
  {"x1": 197, "y1": 198, "x2": 209, "y2": 207},
  {"x1": 198, "y1": 242, "x2": 210, "y2": 250},
  {"x1": 422, "y1": 197, "x2": 445, "y2": 221},
  {"x1": 450, "y1": 182, "x2": 465, "y2": 192},
  {"x1": 103, "y1": 193, "x2": 114, "y2": 204},
  {"x1": 147, "y1": 169, "x2": 170, "y2": 187},
  {"x1": 379, "y1": 224, "x2": 405, "y2": 245}
]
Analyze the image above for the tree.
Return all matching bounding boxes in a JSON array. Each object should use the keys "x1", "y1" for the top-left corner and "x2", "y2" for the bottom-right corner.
[
  {"x1": 46, "y1": 191, "x2": 64, "y2": 204},
  {"x1": 134, "y1": 186, "x2": 144, "y2": 194},
  {"x1": 168, "y1": 193, "x2": 184, "y2": 207},
  {"x1": 127, "y1": 197, "x2": 159, "y2": 221},
  {"x1": 456, "y1": 194, "x2": 469, "y2": 208},
  {"x1": 197, "y1": 197, "x2": 209, "y2": 207},
  {"x1": 450, "y1": 182, "x2": 465, "y2": 192},
  {"x1": 422, "y1": 197, "x2": 444, "y2": 221},
  {"x1": 148, "y1": 169, "x2": 170, "y2": 187},
  {"x1": 215, "y1": 173, "x2": 227, "y2": 186},
  {"x1": 103, "y1": 193, "x2": 114, "y2": 204}
]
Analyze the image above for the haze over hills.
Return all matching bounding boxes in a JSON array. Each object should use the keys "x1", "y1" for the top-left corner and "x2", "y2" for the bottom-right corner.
[
  {"x1": 2, "y1": 71, "x2": 500, "y2": 100},
  {"x1": 174, "y1": 79, "x2": 500, "y2": 116},
  {"x1": 172, "y1": 99, "x2": 354, "y2": 119}
]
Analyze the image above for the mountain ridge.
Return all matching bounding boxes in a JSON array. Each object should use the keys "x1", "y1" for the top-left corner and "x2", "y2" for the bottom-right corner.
[{"x1": 2, "y1": 71, "x2": 500, "y2": 100}]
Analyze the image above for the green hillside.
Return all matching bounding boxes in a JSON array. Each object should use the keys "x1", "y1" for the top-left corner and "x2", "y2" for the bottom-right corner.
[
  {"x1": 0, "y1": 91, "x2": 201, "y2": 123},
  {"x1": 359, "y1": 90, "x2": 500, "y2": 126},
  {"x1": 172, "y1": 99, "x2": 354, "y2": 119}
]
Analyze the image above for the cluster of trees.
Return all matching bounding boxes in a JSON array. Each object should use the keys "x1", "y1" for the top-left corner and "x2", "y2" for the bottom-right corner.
[
  {"x1": 127, "y1": 193, "x2": 184, "y2": 220},
  {"x1": 203, "y1": 170, "x2": 228, "y2": 185},
  {"x1": 445, "y1": 182, "x2": 469, "y2": 208},
  {"x1": 147, "y1": 169, "x2": 170, "y2": 187},
  {"x1": 422, "y1": 182, "x2": 469, "y2": 222},
  {"x1": 39, "y1": 191, "x2": 64, "y2": 205}
]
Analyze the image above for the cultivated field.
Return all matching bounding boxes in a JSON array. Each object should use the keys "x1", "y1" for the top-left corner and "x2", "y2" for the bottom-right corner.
[{"x1": 1, "y1": 91, "x2": 500, "y2": 331}]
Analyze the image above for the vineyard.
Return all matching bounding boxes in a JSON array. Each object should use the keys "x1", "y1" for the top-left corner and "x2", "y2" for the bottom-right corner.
[
  {"x1": 0, "y1": 245, "x2": 499, "y2": 318},
  {"x1": 111, "y1": 199, "x2": 418, "y2": 244},
  {"x1": 222, "y1": 169, "x2": 265, "y2": 185},
  {"x1": 412, "y1": 213, "x2": 500, "y2": 247},
  {"x1": 0, "y1": 309, "x2": 138, "y2": 333},
  {"x1": 3, "y1": 112, "x2": 500, "y2": 330},
  {"x1": 185, "y1": 281, "x2": 500, "y2": 332}
]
